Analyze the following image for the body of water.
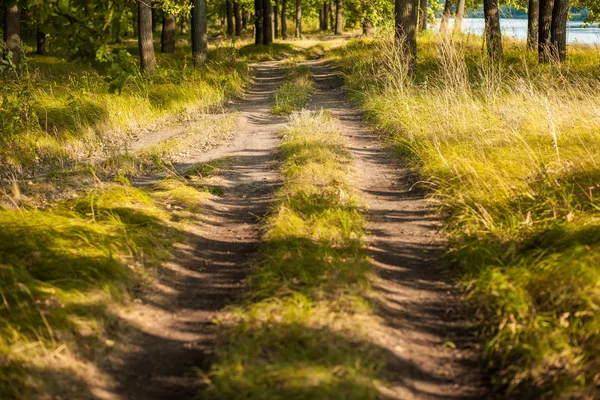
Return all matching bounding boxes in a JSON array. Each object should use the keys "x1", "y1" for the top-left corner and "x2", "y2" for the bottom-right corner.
[{"x1": 446, "y1": 18, "x2": 600, "y2": 45}]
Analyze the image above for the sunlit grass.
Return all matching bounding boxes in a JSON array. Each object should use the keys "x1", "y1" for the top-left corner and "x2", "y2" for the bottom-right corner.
[
  {"x1": 203, "y1": 111, "x2": 386, "y2": 399},
  {"x1": 270, "y1": 64, "x2": 315, "y2": 115},
  {"x1": 0, "y1": 165, "x2": 216, "y2": 398},
  {"x1": 332, "y1": 35, "x2": 600, "y2": 398}
]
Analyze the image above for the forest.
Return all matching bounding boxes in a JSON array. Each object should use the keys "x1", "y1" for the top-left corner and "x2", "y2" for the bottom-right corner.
[{"x1": 1, "y1": 0, "x2": 599, "y2": 399}]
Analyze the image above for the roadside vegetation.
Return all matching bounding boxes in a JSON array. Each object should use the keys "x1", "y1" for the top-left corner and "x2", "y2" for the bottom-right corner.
[
  {"x1": 203, "y1": 111, "x2": 387, "y2": 399},
  {"x1": 333, "y1": 35, "x2": 600, "y2": 398}
]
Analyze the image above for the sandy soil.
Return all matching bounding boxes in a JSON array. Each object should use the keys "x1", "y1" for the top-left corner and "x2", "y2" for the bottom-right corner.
[{"x1": 98, "y1": 61, "x2": 286, "y2": 400}]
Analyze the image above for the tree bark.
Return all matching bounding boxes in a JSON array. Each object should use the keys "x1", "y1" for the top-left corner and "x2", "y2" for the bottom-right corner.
[
  {"x1": 439, "y1": 0, "x2": 452, "y2": 35},
  {"x1": 138, "y1": 0, "x2": 156, "y2": 74},
  {"x1": 37, "y1": 29, "x2": 46, "y2": 55},
  {"x1": 527, "y1": 0, "x2": 540, "y2": 50},
  {"x1": 363, "y1": 19, "x2": 374, "y2": 36},
  {"x1": 454, "y1": 0, "x2": 465, "y2": 33},
  {"x1": 263, "y1": 0, "x2": 273, "y2": 45},
  {"x1": 3, "y1": 1, "x2": 21, "y2": 67},
  {"x1": 191, "y1": 0, "x2": 208, "y2": 66},
  {"x1": 234, "y1": 2, "x2": 243, "y2": 36},
  {"x1": 550, "y1": 0, "x2": 568, "y2": 61},
  {"x1": 295, "y1": 0, "x2": 302, "y2": 38},
  {"x1": 335, "y1": 0, "x2": 343, "y2": 34},
  {"x1": 538, "y1": 0, "x2": 553, "y2": 61},
  {"x1": 281, "y1": 0, "x2": 288, "y2": 39},
  {"x1": 320, "y1": 4, "x2": 326, "y2": 30},
  {"x1": 274, "y1": 0, "x2": 279, "y2": 38},
  {"x1": 419, "y1": 0, "x2": 428, "y2": 31},
  {"x1": 255, "y1": 0, "x2": 264, "y2": 44},
  {"x1": 242, "y1": 9, "x2": 248, "y2": 29},
  {"x1": 483, "y1": 0, "x2": 503, "y2": 59},
  {"x1": 226, "y1": 0, "x2": 234, "y2": 35},
  {"x1": 161, "y1": 14, "x2": 176, "y2": 54},
  {"x1": 395, "y1": 0, "x2": 419, "y2": 70}
]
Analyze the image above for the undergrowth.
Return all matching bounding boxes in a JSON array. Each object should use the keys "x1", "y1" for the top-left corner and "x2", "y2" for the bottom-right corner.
[
  {"x1": 203, "y1": 111, "x2": 386, "y2": 399},
  {"x1": 333, "y1": 35, "x2": 600, "y2": 398}
]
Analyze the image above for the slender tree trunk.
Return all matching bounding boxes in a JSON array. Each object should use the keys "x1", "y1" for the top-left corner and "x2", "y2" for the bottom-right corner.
[
  {"x1": 329, "y1": 0, "x2": 334, "y2": 32},
  {"x1": 395, "y1": 0, "x2": 419, "y2": 70},
  {"x1": 274, "y1": 0, "x2": 279, "y2": 38},
  {"x1": 419, "y1": 0, "x2": 428, "y2": 31},
  {"x1": 363, "y1": 19, "x2": 374, "y2": 36},
  {"x1": 295, "y1": 0, "x2": 302, "y2": 38},
  {"x1": 454, "y1": 0, "x2": 465, "y2": 33},
  {"x1": 161, "y1": 14, "x2": 176, "y2": 54},
  {"x1": 243, "y1": 9, "x2": 248, "y2": 29},
  {"x1": 538, "y1": 0, "x2": 553, "y2": 61},
  {"x1": 255, "y1": 0, "x2": 264, "y2": 44},
  {"x1": 151, "y1": 2, "x2": 157, "y2": 33},
  {"x1": 191, "y1": 0, "x2": 208, "y2": 66},
  {"x1": 483, "y1": 0, "x2": 503, "y2": 59},
  {"x1": 550, "y1": 0, "x2": 568, "y2": 61},
  {"x1": 439, "y1": 0, "x2": 452, "y2": 35},
  {"x1": 263, "y1": 0, "x2": 273, "y2": 45},
  {"x1": 181, "y1": 15, "x2": 188, "y2": 34},
  {"x1": 320, "y1": 4, "x2": 326, "y2": 30},
  {"x1": 323, "y1": 3, "x2": 329, "y2": 30},
  {"x1": 335, "y1": 0, "x2": 343, "y2": 34},
  {"x1": 226, "y1": 0, "x2": 234, "y2": 35},
  {"x1": 37, "y1": 29, "x2": 46, "y2": 55},
  {"x1": 234, "y1": 2, "x2": 243, "y2": 36},
  {"x1": 138, "y1": 0, "x2": 156, "y2": 74},
  {"x1": 281, "y1": 0, "x2": 288, "y2": 39},
  {"x1": 527, "y1": 0, "x2": 540, "y2": 50},
  {"x1": 3, "y1": 1, "x2": 21, "y2": 67}
]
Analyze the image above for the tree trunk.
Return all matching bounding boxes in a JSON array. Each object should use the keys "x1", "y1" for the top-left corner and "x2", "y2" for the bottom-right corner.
[
  {"x1": 161, "y1": 14, "x2": 176, "y2": 54},
  {"x1": 226, "y1": 0, "x2": 234, "y2": 35},
  {"x1": 242, "y1": 9, "x2": 248, "y2": 29},
  {"x1": 295, "y1": 0, "x2": 302, "y2": 38},
  {"x1": 363, "y1": 19, "x2": 374, "y2": 36},
  {"x1": 181, "y1": 15, "x2": 188, "y2": 34},
  {"x1": 191, "y1": 0, "x2": 208, "y2": 66},
  {"x1": 263, "y1": 0, "x2": 273, "y2": 45},
  {"x1": 550, "y1": 0, "x2": 568, "y2": 61},
  {"x1": 234, "y1": 2, "x2": 243, "y2": 36},
  {"x1": 419, "y1": 0, "x2": 428, "y2": 31},
  {"x1": 37, "y1": 29, "x2": 46, "y2": 55},
  {"x1": 255, "y1": 0, "x2": 264, "y2": 44},
  {"x1": 439, "y1": 0, "x2": 452, "y2": 35},
  {"x1": 538, "y1": 0, "x2": 553, "y2": 61},
  {"x1": 3, "y1": 1, "x2": 21, "y2": 67},
  {"x1": 454, "y1": 0, "x2": 465, "y2": 33},
  {"x1": 323, "y1": 3, "x2": 329, "y2": 30},
  {"x1": 281, "y1": 0, "x2": 288, "y2": 39},
  {"x1": 483, "y1": 0, "x2": 503, "y2": 59},
  {"x1": 274, "y1": 0, "x2": 279, "y2": 38},
  {"x1": 138, "y1": 0, "x2": 156, "y2": 74},
  {"x1": 151, "y1": 2, "x2": 157, "y2": 33},
  {"x1": 320, "y1": 4, "x2": 326, "y2": 30},
  {"x1": 335, "y1": 0, "x2": 343, "y2": 34},
  {"x1": 527, "y1": 0, "x2": 539, "y2": 50},
  {"x1": 395, "y1": 0, "x2": 419, "y2": 70},
  {"x1": 329, "y1": 0, "x2": 334, "y2": 32}
]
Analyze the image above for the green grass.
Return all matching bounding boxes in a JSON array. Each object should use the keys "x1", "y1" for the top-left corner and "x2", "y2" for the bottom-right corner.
[
  {"x1": 270, "y1": 64, "x2": 315, "y2": 115},
  {"x1": 332, "y1": 35, "x2": 600, "y2": 398},
  {"x1": 202, "y1": 111, "x2": 387, "y2": 399}
]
